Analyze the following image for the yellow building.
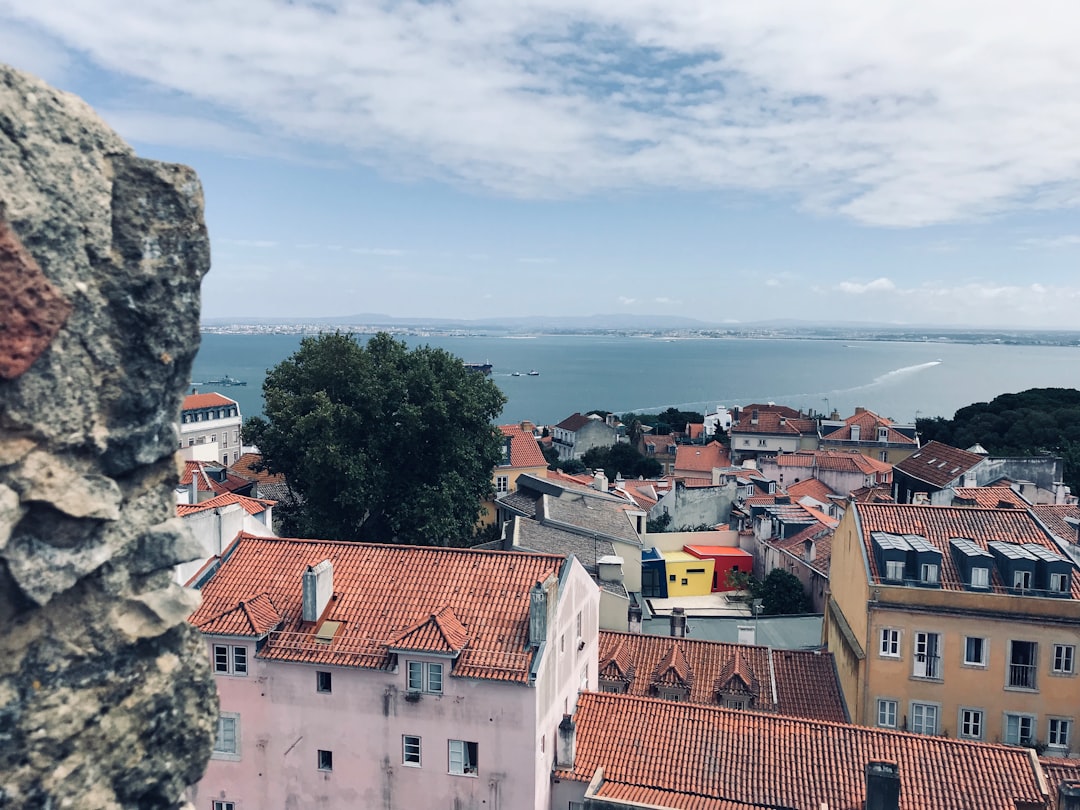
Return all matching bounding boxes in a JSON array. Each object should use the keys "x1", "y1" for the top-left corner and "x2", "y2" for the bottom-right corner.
[
  {"x1": 477, "y1": 423, "x2": 549, "y2": 528},
  {"x1": 826, "y1": 503, "x2": 1080, "y2": 755},
  {"x1": 661, "y1": 550, "x2": 715, "y2": 596}
]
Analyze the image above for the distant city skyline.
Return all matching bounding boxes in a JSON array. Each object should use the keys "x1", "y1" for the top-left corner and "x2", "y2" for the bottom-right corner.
[{"x1": 2, "y1": 2, "x2": 1079, "y2": 328}]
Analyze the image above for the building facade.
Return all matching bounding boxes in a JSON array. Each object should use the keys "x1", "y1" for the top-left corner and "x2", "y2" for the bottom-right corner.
[{"x1": 180, "y1": 391, "x2": 242, "y2": 465}]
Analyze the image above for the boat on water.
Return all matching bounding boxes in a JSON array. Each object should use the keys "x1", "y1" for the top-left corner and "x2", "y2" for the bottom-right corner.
[
  {"x1": 201, "y1": 374, "x2": 247, "y2": 386},
  {"x1": 527, "y1": 370, "x2": 540, "y2": 376},
  {"x1": 511, "y1": 371, "x2": 522, "y2": 377},
  {"x1": 464, "y1": 362, "x2": 493, "y2": 375}
]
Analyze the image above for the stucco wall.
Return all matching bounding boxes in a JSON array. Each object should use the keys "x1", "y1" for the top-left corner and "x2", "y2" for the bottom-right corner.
[{"x1": 825, "y1": 509, "x2": 872, "y2": 720}]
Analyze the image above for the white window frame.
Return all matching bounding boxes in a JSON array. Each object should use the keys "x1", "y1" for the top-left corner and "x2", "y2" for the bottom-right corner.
[
  {"x1": 884, "y1": 560, "x2": 904, "y2": 581},
  {"x1": 1003, "y1": 713, "x2": 1036, "y2": 746},
  {"x1": 403, "y1": 734, "x2": 422, "y2": 766},
  {"x1": 213, "y1": 802, "x2": 235, "y2": 810},
  {"x1": 1014, "y1": 570, "x2": 1032, "y2": 590},
  {"x1": 963, "y1": 636, "x2": 987, "y2": 667},
  {"x1": 213, "y1": 644, "x2": 248, "y2": 676},
  {"x1": 495, "y1": 474, "x2": 509, "y2": 493},
  {"x1": 920, "y1": 563, "x2": 939, "y2": 585},
  {"x1": 910, "y1": 701, "x2": 939, "y2": 735},
  {"x1": 406, "y1": 661, "x2": 444, "y2": 694},
  {"x1": 959, "y1": 707, "x2": 984, "y2": 740},
  {"x1": 876, "y1": 698, "x2": 898, "y2": 728},
  {"x1": 1053, "y1": 644, "x2": 1076, "y2": 675},
  {"x1": 1050, "y1": 572, "x2": 1070, "y2": 593},
  {"x1": 879, "y1": 628, "x2": 901, "y2": 658},
  {"x1": 1048, "y1": 717, "x2": 1072, "y2": 749},
  {"x1": 212, "y1": 713, "x2": 240, "y2": 760},
  {"x1": 970, "y1": 567, "x2": 989, "y2": 589},
  {"x1": 448, "y1": 739, "x2": 478, "y2": 776},
  {"x1": 912, "y1": 631, "x2": 941, "y2": 680}
]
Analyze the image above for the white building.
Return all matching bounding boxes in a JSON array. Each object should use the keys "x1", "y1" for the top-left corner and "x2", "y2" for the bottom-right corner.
[{"x1": 179, "y1": 392, "x2": 242, "y2": 465}]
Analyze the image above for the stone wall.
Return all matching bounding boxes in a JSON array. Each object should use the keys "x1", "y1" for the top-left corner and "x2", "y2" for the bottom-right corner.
[{"x1": 0, "y1": 64, "x2": 216, "y2": 808}]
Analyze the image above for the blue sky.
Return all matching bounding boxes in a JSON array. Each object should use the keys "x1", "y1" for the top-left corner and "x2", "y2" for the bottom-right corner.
[{"x1": 2, "y1": 1, "x2": 1079, "y2": 327}]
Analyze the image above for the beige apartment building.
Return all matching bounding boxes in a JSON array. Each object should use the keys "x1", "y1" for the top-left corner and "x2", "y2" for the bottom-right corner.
[{"x1": 826, "y1": 502, "x2": 1080, "y2": 755}]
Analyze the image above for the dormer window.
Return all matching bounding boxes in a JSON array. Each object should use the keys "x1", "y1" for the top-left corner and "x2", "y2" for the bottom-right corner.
[
  {"x1": 407, "y1": 661, "x2": 443, "y2": 694},
  {"x1": 970, "y1": 567, "x2": 989, "y2": 589},
  {"x1": 721, "y1": 695, "x2": 750, "y2": 709},
  {"x1": 1014, "y1": 570, "x2": 1032, "y2": 590},
  {"x1": 878, "y1": 428, "x2": 888, "y2": 442},
  {"x1": 1050, "y1": 573, "x2": 1070, "y2": 593},
  {"x1": 885, "y1": 560, "x2": 905, "y2": 581},
  {"x1": 920, "y1": 563, "x2": 939, "y2": 585}
]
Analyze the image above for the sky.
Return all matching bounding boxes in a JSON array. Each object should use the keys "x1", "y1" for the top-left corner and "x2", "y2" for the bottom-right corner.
[{"x1": 2, "y1": 1, "x2": 1080, "y2": 328}]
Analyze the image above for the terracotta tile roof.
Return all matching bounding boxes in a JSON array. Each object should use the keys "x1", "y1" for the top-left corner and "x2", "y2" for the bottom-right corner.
[
  {"x1": 498, "y1": 424, "x2": 547, "y2": 468},
  {"x1": 190, "y1": 534, "x2": 564, "y2": 682},
  {"x1": 732, "y1": 411, "x2": 816, "y2": 436},
  {"x1": 597, "y1": 631, "x2": 847, "y2": 722},
  {"x1": 650, "y1": 642, "x2": 693, "y2": 689},
  {"x1": 195, "y1": 591, "x2": 283, "y2": 636},
  {"x1": 229, "y1": 452, "x2": 287, "y2": 487},
  {"x1": 850, "y1": 484, "x2": 894, "y2": 503},
  {"x1": 641, "y1": 433, "x2": 678, "y2": 454},
  {"x1": 176, "y1": 491, "x2": 275, "y2": 517},
  {"x1": 588, "y1": 782, "x2": 765, "y2": 809},
  {"x1": 180, "y1": 460, "x2": 255, "y2": 496},
  {"x1": 1031, "y1": 503, "x2": 1080, "y2": 546},
  {"x1": 768, "y1": 524, "x2": 835, "y2": 577},
  {"x1": 687, "y1": 424, "x2": 705, "y2": 440},
  {"x1": 388, "y1": 606, "x2": 468, "y2": 654},
  {"x1": 555, "y1": 412, "x2": 592, "y2": 432},
  {"x1": 714, "y1": 651, "x2": 757, "y2": 696},
  {"x1": 545, "y1": 470, "x2": 597, "y2": 489},
  {"x1": 820, "y1": 409, "x2": 917, "y2": 446},
  {"x1": 787, "y1": 477, "x2": 836, "y2": 504},
  {"x1": 853, "y1": 503, "x2": 1080, "y2": 597},
  {"x1": 560, "y1": 691, "x2": 1048, "y2": 810},
  {"x1": 675, "y1": 442, "x2": 731, "y2": 473},
  {"x1": 615, "y1": 479, "x2": 661, "y2": 509},
  {"x1": 893, "y1": 440, "x2": 982, "y2": 487},
  {"x1": 951, "y1": 485, "x2": 1030, "y2": 509},
  {"x1": 1041, "y1": 758, "x2": 1080, "y2": 809},
  {"x1": 738, "y1": 403, "x2": 803, "y2": 419},
  {"x1": 182, "y1": 392, "x2": 238, "y2": 411},
  {"x1": 775, "y1": 449, "x2": 891, "y2": 476}
]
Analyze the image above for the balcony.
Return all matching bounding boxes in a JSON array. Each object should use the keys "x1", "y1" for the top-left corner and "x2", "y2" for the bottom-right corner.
[
  {"x1": 1007, "y1": 663, "x2": 1037, "y2": 690},
  {"x1": 913, "y1": 654, "x2": 941, "y2": 680}
]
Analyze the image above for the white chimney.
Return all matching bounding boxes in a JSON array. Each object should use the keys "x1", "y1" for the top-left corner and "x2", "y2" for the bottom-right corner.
[
  {"x1": 628, "y1": 603, "x2": 643, "y2": 634},
  {"x1": 598, "y1": 555, "x2": 624, "y2": 583},
  {"x1": 737, "y1": 624, "x2": 756, "y2": 645},
  {"x1": 557, "y1": 714, "x2": 576, "y2": 768},
  {"x1": 302, "y1": 560, "x2": 333, "y2": 623},
  {"x1": 592, "y1": 471, "x2": 608, "y2": 492},
  {"x1": 670, "y1": 606, "x2": 687, "y2": 638}
]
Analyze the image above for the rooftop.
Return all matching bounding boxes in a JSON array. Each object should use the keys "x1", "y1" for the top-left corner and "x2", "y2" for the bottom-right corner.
[
  {"x1": 675, "y1": 441, "x2": 732, "y2": 473},
  {"x1": 181, "y1": 391, "x2": 238, "y2": 411},
  {"x1": 498, "y1": 423, "x2": 547, "y2": 468},
  {"x1": 176, "y1": 491, "x2": 275, "y2": 517},
  {"x1": 893, "y1": 440, "x2": 983, "y2": 487},
  {"x1": 190, "y1": 534, "x2": 564, "y2": 682}
]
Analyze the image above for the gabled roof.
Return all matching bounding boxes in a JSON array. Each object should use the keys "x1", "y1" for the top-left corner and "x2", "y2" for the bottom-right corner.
[
  {"x1": 498, "y1": 424, "x2": 547, "y2": 468},
  {"x1": 182, "y1": 392, "x2": 238, "y2": 411},
  {"x1": 597, "y1": 631, "x2": 846, "y2": 722},
  {"x1": 179, "y1": 460, "x2": 255, "y2": 496},
  {"x1": 558, "y1": 691, "x2": 1049, "y2": 810},
  {"x1": 194, "y1": 591, "x2": 283, "y2": 636},
  {"x1": 774, "y1": 449, "x2": 891, "y2": 475},
  {"x1": 787, "y1": 477, "x2": 836, "y2": 504},
  {"x1": 388, "y1": 606, "x2": 468, "y2": 654},
  {"x1": 1031, "y1": 503, "x2": 1080, "y2": 547},
  {"x1": 951, "y1": 485, "x2": 1029, "y2": 509},
  {"x1": 853, "y1": 503, "x2": 1080, "y2": 597},
  {"x1": 731, "y1": 411, "x2": 816, "y2": 436},
  {"x1": 189, "y1": 534, "x2": 564, "y2": 682},
  {"x1": 893, "y1": 440, "x2": 982, "y2": 487},
  {"x1": 1041, "y1": 758, "x2": 1080, "y2": 810},
  {"x1": 820, "y1": 409, "x2": 917, "y2": 445},
  {"x1": 640, "y1": 433, "x2": 678, "y2": 454},
  {"x1": 650, "y1": 642, "x2": 693, "y2": 689},
  {"x1": 555, "y1": 412, "x2": 592, "y2": 432},
  {"x1": 674, "y1": 442, "x2": 731, "y2": 473},
  {"x1": 738, "y1": 403, "x2": 803, "y2": 419},
  {"x1": 176, "y1": 491, "x2": 275, "y2": 517},
  {"x1": 686, "y1": 423, "x2": 705, "y2": 440},
  {"x1": 849, "y1": 484, "x2": 894, "y2": 503},
  {"x1": 229, "y1": 452, "x2": 287, "y2": 487},
  {"x1": 766, "y1": 523, "x2": 835, "y2": 577}
]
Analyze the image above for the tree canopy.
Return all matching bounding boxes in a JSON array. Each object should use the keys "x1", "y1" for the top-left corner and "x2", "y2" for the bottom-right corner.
[
  {"x1": 243, "y1": 332, "x2": 507, "y2": 545},
  {"x1": 621, "y1": 407, "x2": 705, "y2": 436},
  {"x1": 581, "y1": 443, "x2": 662, "y2": 480},
  {"x1": 916, "y1": 388, "x2": 1080, "y2": 493}
]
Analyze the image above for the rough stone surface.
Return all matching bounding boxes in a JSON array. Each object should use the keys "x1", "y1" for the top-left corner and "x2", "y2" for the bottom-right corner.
[{"x1": 0, "y1": 63, "x2": 216, "y2": 809}]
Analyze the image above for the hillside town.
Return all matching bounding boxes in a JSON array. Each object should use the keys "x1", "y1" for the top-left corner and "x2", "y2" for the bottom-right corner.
[{"x1": 177, "y1": 391, "x2": 1080, "y2": 810}]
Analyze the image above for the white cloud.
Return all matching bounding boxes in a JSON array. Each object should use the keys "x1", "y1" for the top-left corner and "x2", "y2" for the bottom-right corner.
[
  {"x1": 836, "y1": 278, "x2": 896, "y2": 294},
  {"x1": 617, "y1": 296, "x2": 637, "y2": 305},
  {"x1": 6, "y1": 1, "x2": 1080, "y2": 226}
]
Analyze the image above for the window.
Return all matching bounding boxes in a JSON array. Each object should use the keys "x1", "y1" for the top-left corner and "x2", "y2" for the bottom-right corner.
[
  {"x1": 317, "y1": 671, "x2": 332, "y2": 693},
  {"x1": 877, "y1": 699, "x2": 898, "y2": 728},
  {"x1": 599, "y1": 681, "x2": 624, "y2": 694},
  {"x1": 318, "y1": 749, "x2": 333, "y2": 770},
  {"x1": 448, "y1": 739, "x2": 478, "y2": 776},
  {"x1": 920, "y1": 563, "x2": 939, "y2": 584},
  {"x1": 879, "y1": 628, "x2": 900, "y2": 658},
  {"x1": 221, "y1": 434, "x2": 227, "y2": 448},
  {"x1": 1051, "y1": 573, "x2": 1070, "y2": 593},
  {"x1": 970, "y1": 567, "x2": 989, "y2": 589},
  {"x1": 495, "y1": 475, "x2": 509, "y2": 493},
  {"x1": 407, "y1": 661, "x2": 443, "y2": 694},
  {"x1": 403, "y1": 735, "x2": 422, "y2": 766},
  {"x1": 912, "y1": 632, "x2": 941, "y2": 679},
  {"x1": 1048, "y1": 718, "x2": 1072, "y2": 749},
  {"x1": 1008, "y1": 641, "x2": 1038, "y2": 689},
  {"x1": 1014, "y1": 570, "x2": 1032, "y2": 590},
  {"x1": 757, "y1": 439, "x2": 767, "y2": 447},
  {"x1": 576, "y1": 611, "x2": 582, "y2": 641},
  {"x1": 1053, "y1": 644, "x2": 1075, "y2": 675},
  {"x1": 233, "y1": 430, "x2": 239, "y2": 442},
  {"x1": 1004, "y1": 713, "x2": 1036, "y2": 746},
  {"x1": 885, "y1": 560, "x2": 905, "y2": 581},
  {"x1": 879, "y1": 450, "x2": 888, "y2": 462},
  {"x1": 213, "y1": 802, "x2": 235, "y2": 810},
  {"x1": 669, "y1": 574, "x2": 676, "y2": 582},
  {"x1": 681, "y1": 578, "x2": 688, "y2": 586},
  {"x1": 213, "y1": 645, "x2": 248, "y2": 676},
  {"x1": 964, "y1": 637, "x2": 987, "y2": 667},
  {"x1": 210, "y1": 434, "x2": 217, "y2": 444},
  {"x1": 910, "y1": 702, "x2": 939, "y2": 735},
  {"x1": 213, "y1": 713, "x2": 239, "y2": 758},
  {"x1": 959, "y1": 708, "x2": 984, "y2": 740}
]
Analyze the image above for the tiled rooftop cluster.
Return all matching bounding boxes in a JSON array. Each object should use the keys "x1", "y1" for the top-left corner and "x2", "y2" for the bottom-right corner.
[
  {"x1": 176, "y1": 491, "x2": 275, "y2": 517},
  {"x1": 774, "y1": 448, "x2": 892, "y2": 476},
  {"x1": 893, "y1": 440, "x2": 984, "y2": 487},
  {"x1": 558, "y1": 691, "x2": 1053, "y2": 810},
  {"x1": 598, "y1": 631, "x2": 848, "y2": 722},
  {"x1": 820, "y1": 408, "x2": 917, "y2": 446},
  {"x1": 190, "y1": 534, "x2": 564, "y2": 682},
  {"x1": 498, "y1": 423, "x2": 547, "y2": 468}
]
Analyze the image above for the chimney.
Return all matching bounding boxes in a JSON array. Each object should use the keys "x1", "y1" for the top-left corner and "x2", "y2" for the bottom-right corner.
[
  {"x1": 592, "y1": 471, "x2": 608, "y2": 492},
  {"x1": 751, "y1": 410, "x2": 759, "y2": 425},
  {"x1": 557, "y1": 714, "x2": 576, "y2": 769},
  {"x1": 855, "y1": 406, "x2": 866, "y2": 415},
  {"x1": 627, "y1": 602, "x2": 643, "y2": 634},
  {"x1": 670, "y1": 606, "x2": 686, "y2": 638},
  {"x1": 529, "y1": 581, "x2": 548, "y2": 647},
  {"x1": 598, "y1": 555, "x2": 624, "y2": 583},
  {"x1": 1059, "y1": 781, "x2": 1080, "y2": 810},
  {"x1": 804, "y1": 538, "x2": 816, "y2": 563},
  {"x1": 302, "y1": 560, "x2": 334, "y2": 623},
  {"x1": 865, "y1": 761, "x2": 900, "y2": 810}
]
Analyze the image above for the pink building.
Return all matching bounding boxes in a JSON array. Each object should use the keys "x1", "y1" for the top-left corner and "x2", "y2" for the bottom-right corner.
[{"x1": 188, "y1": 534, "x2": 600, "y2": 810}]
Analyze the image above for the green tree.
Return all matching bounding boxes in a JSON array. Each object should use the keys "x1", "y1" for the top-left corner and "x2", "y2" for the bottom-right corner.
[
  {"x1": 757, "y1": 569, "x2": 811, "y2": 615},
  {"x1": 541, "y1": 444, "x2": 560, "y2": 470},
  {"x1": 581, "y1": 443, "x2": 662, "y2": 480},
  {"x1": 243, "y1": 332, "x2": 507, "y2": 545}
]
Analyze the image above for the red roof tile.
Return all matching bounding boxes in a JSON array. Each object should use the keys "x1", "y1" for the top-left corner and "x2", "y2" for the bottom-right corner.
[
  {"x1": 732, "y1": 411, "x2": 816, "y2": 436},
  {"x1": 389, "y1": 606, "x2": 468, "y2": 654},
  {"x1": 893, "y1": 440, "x2": 982, "y2": 487},
  {"x1": 687, "y1": 424, "x2": 705, "y2": 440},
  {"x1": 182, "y1": 392, "x2": 238, "y2": 411},
  {"x1": 674, "y1": 442, "x2": 731, "y2": 473},
  {"x1": 1041, "y1": 758, "x2": 1080, "y2": 809},
  {"x1": 775, "y1": 449, "x2": 891, "y2": 476},
  {"x1": 820, "y1": 409, "x2": 917, "y2": 446},
  {"x1": 1031, "y1": 503, "x2": 1080, "y2": 546},
  {"x1": 951, "y1": 486, "x2": 1029, "y2": 509},
  {"x1": 180, "y1": 460, "x2": 255, "y2": 496},
  {"x1": 176, "y1": 491, "x2": 275, "y2": 517},
  {"x1": 499, "y1": 424, "x2": 547, "y2": 468},
  {"x1": 229, "y1": 452, "x2": 287, "y2": 486},
  {"x1": 190, "y1": 535, "x2": 564, "y2": 682},
  {"x1": 787, "y1": 477, "x2": 836, "y2": 504},
  {"x1": 555, "y1": 412, "x2": 592, "y2": 431},
  {"x1": 560, "y1": 691, "x2": 1048, "y2": 810},
  {"x1": 768, "y1": 524, "x2": 835, "y2": 577},
  {"x1": 650, "y1": 642, "x2": 693, "y2": 689}
]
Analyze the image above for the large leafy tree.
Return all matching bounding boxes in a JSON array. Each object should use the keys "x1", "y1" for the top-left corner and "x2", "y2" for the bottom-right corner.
[
  {"x1": 581, "y1": 443, "x2": 662, "y2": 480},
  {"x1": 243, "y1": 332, "x2": 507, "y2": 545}
]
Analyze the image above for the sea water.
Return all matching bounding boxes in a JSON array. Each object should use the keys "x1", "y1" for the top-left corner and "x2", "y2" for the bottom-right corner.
[{"x1": 191, "y1": 333, "x2": 1080, "y2": 427}]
